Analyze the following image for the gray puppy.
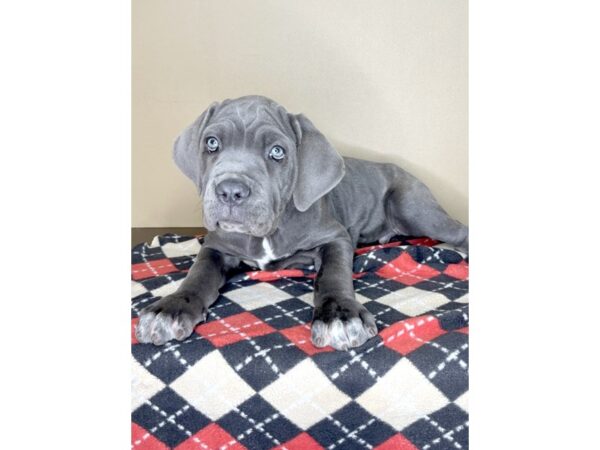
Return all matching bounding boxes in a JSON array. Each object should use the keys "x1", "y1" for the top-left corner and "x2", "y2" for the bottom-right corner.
[{"x1": 135, "y1": 95, "x2": 468, "y2": 350}]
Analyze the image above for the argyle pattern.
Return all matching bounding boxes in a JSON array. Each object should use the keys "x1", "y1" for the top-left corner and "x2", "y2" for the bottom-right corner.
[{"x1": 132, "y1": 234, "x2": 469, "y2": 449}]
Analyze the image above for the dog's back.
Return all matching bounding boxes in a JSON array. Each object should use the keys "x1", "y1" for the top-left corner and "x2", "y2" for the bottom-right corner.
[{"x1": 327, "y1": 157, "x2": 420, "y2": 245}]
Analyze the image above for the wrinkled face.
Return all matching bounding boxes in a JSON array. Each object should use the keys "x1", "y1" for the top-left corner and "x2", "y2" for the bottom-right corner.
[
  {"x1": 199, "y1": 100, "x2": 298, "y2": 236},
  {"x1": 173, "y1": 95, "x2": 345, "y2": 238}
]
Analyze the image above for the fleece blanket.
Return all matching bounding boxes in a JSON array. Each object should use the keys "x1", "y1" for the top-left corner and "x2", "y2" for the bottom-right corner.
[{"x1": 131, "y1": 234, "x2": 469, "y2": 450}]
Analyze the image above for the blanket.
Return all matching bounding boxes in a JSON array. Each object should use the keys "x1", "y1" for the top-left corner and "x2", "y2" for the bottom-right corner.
[{"x1": 131, "y1": 234, "x2": 469, "y2": 450}]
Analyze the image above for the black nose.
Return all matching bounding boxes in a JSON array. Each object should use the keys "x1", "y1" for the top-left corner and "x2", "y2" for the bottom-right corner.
[{"x1": 215, "y1": 179, "x2": 251, "y2": 205}]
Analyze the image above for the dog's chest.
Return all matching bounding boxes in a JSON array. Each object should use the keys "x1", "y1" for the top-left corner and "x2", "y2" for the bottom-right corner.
[{"x1": 244, "y1": 238, "x2": 289, "y2": 270}]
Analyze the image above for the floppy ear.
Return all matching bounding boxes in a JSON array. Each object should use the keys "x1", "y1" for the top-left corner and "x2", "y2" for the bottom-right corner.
[
  {"x1": 173, "y1": 102, "x2": 218, "y2": 192},
  {"x1": 290, "y1": 114, "x2": 345, "y2": 212}
]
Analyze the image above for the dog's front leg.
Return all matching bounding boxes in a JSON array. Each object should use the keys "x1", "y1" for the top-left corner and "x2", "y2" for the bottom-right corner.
[
  {"x1": 135, "y1": 246, "x2": 234, "y2": 345},
  {"x1": 311, "y1": 239, "x2": 378, "y2": 350}
]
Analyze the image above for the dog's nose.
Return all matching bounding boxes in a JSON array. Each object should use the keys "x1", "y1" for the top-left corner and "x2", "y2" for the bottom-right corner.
[{"x1": 215, "y1": 179, "x2": 251, "y2": 205}]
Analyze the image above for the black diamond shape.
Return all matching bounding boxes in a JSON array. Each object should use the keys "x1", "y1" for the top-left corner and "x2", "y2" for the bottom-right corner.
[
  {"x1": 402, "y1": 403, "x2": 468, "y2": 449},
  {"x1": 132, "y1": 244, "x2": 166, "y2": 264},
  {"x1": 218, "y1": 394, "x2": 302, "y2": 449},
  {"x1": 313, "y1": 344, "x2": 400, "y2": 398},
  {"x1": 357, "y1": 344, "x2": 404, "y2": 387},
  {"x1": 132, "y1": 387, "x2": 210, "y2": 448},
  {"x1": 435, "y1": 302, "x2": 464, "y2": 312},
  {"x1": 435, "y1": 306, "x2": 468, "y2": 331},
  {"x1": 219, "y1": 332, "x2": 305, "y2": 391},
  {"x1": 363, "y1": 300, "x2": 410, "y2": 328},
  {"x1": 354, "y1": 274, "x2": 408, "y2": 300},
  {"x1": 252, "y1": 299, "x2": 313, "y2": 330},
  {"x1": 169, "y1": 255, "x2": 195, "y2": 271},
  {"x1": 171, "y1": 335, "x2": 218, "y2": 367},
  {"x1": 404, "y1": 246, "x2": 463, "y2": 273},
  {"x1": 406, "y1": 331, "x2": 468, "y2": 401},
  {"x1": 308, "y1": 402, "x2": 395, "y2": 449},
  {"x1": 269, "y1": 277, "x2": 315, "y2": 297},
  {"x1": 131, "y1": 343, "x2": 200, "y2": 384},
  {"x1": 412, "y1": 274, "x2": 468, "y2": 301},
  {"x1": 220, "y1": 278, "x2": 256, "y2": 294},
  {"x1": 406, "y1": 246, "x2": 444, "y2": 267},
  {"x1": 352, "y1": 247, "x2": 402, "y2": 273},
  {"x1": 131, "y1": 292, "x2": 154, "y2": 318},
  {"x1": 140, "y1": 272, "x2": 185, "y2": 292},
  {"x1": 206, "y1": 296, "x2": 246, "y2": 321}
]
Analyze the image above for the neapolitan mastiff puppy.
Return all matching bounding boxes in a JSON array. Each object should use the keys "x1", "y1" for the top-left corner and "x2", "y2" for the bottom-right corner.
[{"x1": 136, "y1": 95, "x2": 468, "y2": 350}]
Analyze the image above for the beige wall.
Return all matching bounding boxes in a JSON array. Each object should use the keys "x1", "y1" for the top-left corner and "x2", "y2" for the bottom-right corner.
[{"x1": 132, "y1": 0, "x2": 468, "y2": 227}]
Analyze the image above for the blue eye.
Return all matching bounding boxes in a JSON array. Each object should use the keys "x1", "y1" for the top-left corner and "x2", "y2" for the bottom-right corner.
[
  {"x1": 269, "y1": 146, "x2": 285, "y2": 161},
  {"x1": 206, "y1": 137, "x2": 219, "y2": 152}
]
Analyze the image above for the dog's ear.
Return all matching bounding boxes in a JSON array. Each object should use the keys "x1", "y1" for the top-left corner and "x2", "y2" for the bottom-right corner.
[
  {"x1": 173, "y1": 102, "x2": 218, "y2": 192},
  {"x1": 289, "y1": 114, "x2": 345, "y2": 212}
]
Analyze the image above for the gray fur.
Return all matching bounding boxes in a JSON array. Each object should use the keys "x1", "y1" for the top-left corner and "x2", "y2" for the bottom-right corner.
[{"x1": 137, "y1": 95, "x2": 468, "y2": 351}]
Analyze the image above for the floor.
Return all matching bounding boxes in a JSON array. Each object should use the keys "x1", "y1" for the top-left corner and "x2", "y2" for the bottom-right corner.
[{"x1": 131, "y1": 227, "x2": 207, "y2": 247}]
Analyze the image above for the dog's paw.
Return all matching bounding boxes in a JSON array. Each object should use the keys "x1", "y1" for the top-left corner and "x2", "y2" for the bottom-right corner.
[
  {"x1": 311, "y1": 298, "x2": 378, "y2": 351},
  {"x1": 135, "y1": 292, "x2": 208, "y2": 345}
]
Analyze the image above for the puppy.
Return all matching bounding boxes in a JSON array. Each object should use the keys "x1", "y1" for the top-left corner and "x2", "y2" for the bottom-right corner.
[{"x1": 135, "y1": 95, "x2": 468, "y2": 350}]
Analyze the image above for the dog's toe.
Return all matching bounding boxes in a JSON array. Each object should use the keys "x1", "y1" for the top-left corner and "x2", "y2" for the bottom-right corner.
[
  {"x1": 310, "y1": 311, "x2": 378, "y2": 351},
  {"x1": 328, "y1": 319, "x2": 351, "y2": 351},
  {"x1": 345, "y1": 317, "x2": 371, "y2": 347},
  {"x1": 135, "y1": 311, "x2": 156, "y2": 343},
  {"x1": 149, "y1": 312, "x2": 174, "y2": 345},
  {"x1": 173, "y1": 314, "x2": 195, "y2": 341},
  {"x1": 311, "y1": 320, "x2": 328, "y2": 347}
]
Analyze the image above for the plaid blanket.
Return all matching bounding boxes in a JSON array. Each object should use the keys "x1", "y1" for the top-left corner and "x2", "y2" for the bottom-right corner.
[{"x1": 131, "y1": 234, "x2": 469, "y2": 450}]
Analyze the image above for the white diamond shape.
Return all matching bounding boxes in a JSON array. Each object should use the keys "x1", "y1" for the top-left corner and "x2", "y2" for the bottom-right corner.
[
  {"x1": 131, "y1": 358, "x2": 166, "y2": 411},
  {"x1": 224, "y1": 282, "x2": 292, "y2": 310},
  {"x1": 375, "y1": 287, "x2": 449, "y2": 316},
  {"x1": 131, "y1": 281, "x2": 148, "y2": 298},
  {"x1": 454, "y1": 392, "x2": 468, "y2": 413},
  {"x1": 151, "y1": 278, "x2": 183, "y2": 298},
  {"x1": 355, "y1": 293, "x2": 372, "y2": 304},
  {"x1": 297, "y1": 292, "x2": 314, "y2": 306},
  {"x1": 455, "y1": 293, "x2": 469, "y2": 304},
  {"x1": 297, "y1": 292, "x2": 369, "y2": 305},
  {"x1": 260, "y1": 359, "x2": 351, "y2": 429},
  {"x1": 162, "y1": 240, "x2": 201, "y2": 258},
  {"x1": 170, "y1": 351, "x2": 255, "y2": 421},
  {"x1": 356, "y1": 358, "x2": 449, "y2": 430}
]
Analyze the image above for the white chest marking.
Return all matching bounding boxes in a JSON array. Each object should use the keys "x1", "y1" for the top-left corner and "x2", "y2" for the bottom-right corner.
[{"x1": 255, "y1": 238, "x2": 277, "y2": 270}]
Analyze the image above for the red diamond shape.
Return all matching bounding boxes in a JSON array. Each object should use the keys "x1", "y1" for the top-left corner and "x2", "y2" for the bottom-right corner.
[
  {"x1": 132, "y1": 318, "x2": 139, "y2": 344},
  {"x1": 374, "y1": 433, "x2": 419, "y2": 450},
  {"x1": 175, "y1": 423, "x2": 247, "y2": 450},
  {"x1": 380, "y1": 316, "x2": 446, "y2": 355},
  {"x1": 131, "y1": 423, "x2": 169, "y2": 450},
  {"x1": 376, "y1": 252, "x2": 440, "y2": 285},
  {"x1": 247, "y1": 269, "x2": 305, "y2": 281},
  {"x1": 406, "y1": 237, "x2": 439, "y2": 247},
  {"x1": 132, "y1": 258, "x2": 178, "y2": 280},
  {"x1": 355, "y1": 241, "x2": 402, "y2": 255},
  {"x1": 194, "y1": 312, "x2": 276, "y2": 347},
  {"x1": 280, "y1": 324, "x2": 335, "y2": 356},
  {"x1": 273, "y1": 432, "x2": 324, "y2": 450},
  {"x1": 443, "y1": 260, "x2": 469, "y2": 280}
]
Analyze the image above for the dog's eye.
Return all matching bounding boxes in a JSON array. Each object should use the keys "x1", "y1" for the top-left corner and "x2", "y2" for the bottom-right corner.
[
  {"x1": 269, "y1": 146, "x2": 285, "y2": 161},
  {"x1": 206, "y1": 137, "x2": 220, "y2": 152}
]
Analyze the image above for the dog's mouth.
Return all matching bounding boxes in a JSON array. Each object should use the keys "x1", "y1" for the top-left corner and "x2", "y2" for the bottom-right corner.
[
  {"x1": 204, "y1": 196, "x2": 274, "y2": 237},
  {"x1": 216, "y1": 220, "x2": 249, "y2": 233}
]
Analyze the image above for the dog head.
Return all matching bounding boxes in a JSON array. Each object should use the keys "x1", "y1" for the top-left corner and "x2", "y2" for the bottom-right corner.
[{"x1": 173, "y1": 95, "x2": 345, "y2": 237}]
